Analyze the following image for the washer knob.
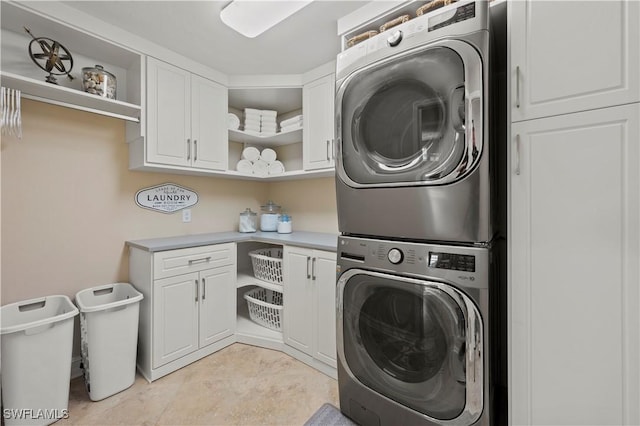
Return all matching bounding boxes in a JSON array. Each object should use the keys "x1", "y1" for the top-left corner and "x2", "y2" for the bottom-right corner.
[
  {"x1": 388, "y1": 248, "x2": 403, "y2": 264},
  {"x1": 387, "y1": 30, "x2": 403, "y2": 47}
]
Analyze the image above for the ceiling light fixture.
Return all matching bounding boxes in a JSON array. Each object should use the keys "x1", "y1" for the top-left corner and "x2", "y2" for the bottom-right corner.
[{"x1": 220, "y1": 0, "x2": 314, "y2": 38}]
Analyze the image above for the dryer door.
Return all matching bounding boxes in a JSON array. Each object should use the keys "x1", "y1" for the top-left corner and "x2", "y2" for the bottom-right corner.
[
  {"x1": 336, "y1": 40, "x2": 484, "y2": 187},
  {"x1": 337, "y1": 269, "x2": 483, "y2": 424}
]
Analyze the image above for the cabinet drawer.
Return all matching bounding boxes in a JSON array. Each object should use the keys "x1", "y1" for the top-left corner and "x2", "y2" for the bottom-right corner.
[{"x1": 153, "y1": 243, "x2": 235, "y2": 279}]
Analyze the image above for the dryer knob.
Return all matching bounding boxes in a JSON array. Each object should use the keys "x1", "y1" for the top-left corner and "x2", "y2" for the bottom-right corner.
[
  {"x1": 387, "y1": 30, "x2": 403, "y2": 47},
  {"x1": 388, "y1": 248, "x2": 404, "y2": 264}
]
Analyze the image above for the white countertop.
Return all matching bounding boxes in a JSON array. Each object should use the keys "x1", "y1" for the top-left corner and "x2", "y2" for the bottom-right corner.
[{"x1": 126, "y1": 231, "x2": 339, "y2": 252}]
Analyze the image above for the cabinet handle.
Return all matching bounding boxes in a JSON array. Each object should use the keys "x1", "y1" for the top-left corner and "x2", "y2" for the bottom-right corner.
[
  {"x1": 515, "y1": 134, "x2": 521, "y2": 176},
  {"x1": 331, "y1": 139, "x2": 335, "y2": 160},
  {"x1": 188, "y1": 256, "x2": 212, "y2": 265},
  {"x1": 187, "y1": 138, "x2": 191, "y2": 161},
  {"x1": 306, "y1": 256, "x2": 311, "y2": 279},
  {"x1": 202, "y1": 277, "x2": 206, "y2": 300},
  {"x1": 195, "y1": 279, "x2": 199, "y2": 302},
  {"x1": 311, "y1": 257, "x2": 317, "y2": 281},
  {"x1": 515, "y1": 65, "x2": 520, "y2": 109},
  {"x1": 326, "y1": 140, "x2": 330, "y2": 161},
  {"x1": 194, "y1": 139, "x2": 198, "y2": 161}
]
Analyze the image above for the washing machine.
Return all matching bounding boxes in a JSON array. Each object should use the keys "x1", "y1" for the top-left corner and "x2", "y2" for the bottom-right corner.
[
  {"x1": 336, "y1": 235, "x2": 495, "y2": 425},
  {"x1": 335, "y1": 0, "x2": 494, "y2": 244}
]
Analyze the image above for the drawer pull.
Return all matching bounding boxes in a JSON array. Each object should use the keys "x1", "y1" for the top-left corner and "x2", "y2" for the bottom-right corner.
[{"x1": 188, "y1": 256, "x2": 212, "y2": 265}]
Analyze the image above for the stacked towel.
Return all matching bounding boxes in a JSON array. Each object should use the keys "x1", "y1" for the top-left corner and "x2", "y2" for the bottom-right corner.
[
  {"x1": 236, "y1": 146, "x2": 286, "y2": 176},
  {"x1": 280, "y1": 114, "x2": 303, "y2": 132},
  {"x1": 244, "y1": 108, "x2": 262, "y2": 132}
]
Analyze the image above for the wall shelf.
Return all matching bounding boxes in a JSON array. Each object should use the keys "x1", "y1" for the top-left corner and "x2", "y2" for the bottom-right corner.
[{"x1": 1, "y1": 72, "x2": 141, "y2": 122}]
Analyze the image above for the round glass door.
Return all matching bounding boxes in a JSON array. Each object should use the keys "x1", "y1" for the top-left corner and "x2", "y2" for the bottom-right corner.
[
  {"x1": 337, "y1": 43, "x2": 483, "y2": 186},
  {"x1": 340, "y1": 272, "x2": 480, "y2": 421}
]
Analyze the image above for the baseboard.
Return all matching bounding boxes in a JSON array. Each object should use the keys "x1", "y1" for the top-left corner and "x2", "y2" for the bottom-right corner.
[{"x1": 70, "y1": 356, "x2": 83, "y2": 379}]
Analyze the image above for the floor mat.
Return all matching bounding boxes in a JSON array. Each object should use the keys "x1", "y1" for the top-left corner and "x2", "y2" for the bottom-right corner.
[{"x1": 304, "y1": 403, "x2": 357, "y2": 426}]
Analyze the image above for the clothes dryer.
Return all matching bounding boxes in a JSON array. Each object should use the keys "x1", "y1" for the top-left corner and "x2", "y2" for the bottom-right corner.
[{"x1": 336, "y1": 0, "x2": 493, "y2": 244}]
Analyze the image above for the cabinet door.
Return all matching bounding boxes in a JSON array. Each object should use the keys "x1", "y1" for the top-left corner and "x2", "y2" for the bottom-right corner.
[
  {"x1": 199, "y1": 265, "x2": 236, "y2": 347},
  {"x1": 283, "y1": 246, "x2": 313, "y2": 355},
  {"x1": 191, "y1": 75, "x2": 228, "y2": 171},
  {"x1": 153, "y1": 272, "x2": 199, "y2": 368},
  {"x1": 510, "y1": 1, "x2": 640, "y2": 122},
  {"x1": 510, "y1": 104, "x2": 639, "y2": 425},
  {"x1": 312, "y1": 250, "x2": 337, "y2": 368},
  {"x1": 146, "y1": 57, "x2": 191, "y2": 166},
  {"x1": 303, "y1": 74, "x2": 336, "y2": 171}
]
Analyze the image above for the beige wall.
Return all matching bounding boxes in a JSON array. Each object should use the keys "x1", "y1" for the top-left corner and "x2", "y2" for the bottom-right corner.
[{"x1": 1, "y1": 100, "x2": 337, "y2": 308}]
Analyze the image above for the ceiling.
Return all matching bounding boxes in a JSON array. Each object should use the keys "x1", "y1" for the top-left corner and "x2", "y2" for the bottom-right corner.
[{"x1": 60, "y1": 1, "x2": 375, "y2": 76}]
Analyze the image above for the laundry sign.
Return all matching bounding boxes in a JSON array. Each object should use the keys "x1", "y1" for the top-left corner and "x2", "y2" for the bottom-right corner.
[{"x1": 135, "y1": 183, "x2": 198, "y2": 213}]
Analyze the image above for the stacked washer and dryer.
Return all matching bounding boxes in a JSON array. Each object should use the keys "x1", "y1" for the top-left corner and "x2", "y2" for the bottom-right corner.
[{"x1": 334, "y1": 1, "x2": 507, "y2": 425}]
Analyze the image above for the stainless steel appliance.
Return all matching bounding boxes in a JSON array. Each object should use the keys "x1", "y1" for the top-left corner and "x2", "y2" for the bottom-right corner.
[
  {"x1": 335, "y1": 0, "x2": 493, "y2": 244},
  {"x1": 336, "y1": 235, "x2": 494, "y2": 426}
]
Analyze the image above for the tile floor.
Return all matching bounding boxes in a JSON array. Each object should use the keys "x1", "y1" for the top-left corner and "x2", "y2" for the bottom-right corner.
[{"x1": 60, "y1": 343, "x2": 339, "y2": 425}]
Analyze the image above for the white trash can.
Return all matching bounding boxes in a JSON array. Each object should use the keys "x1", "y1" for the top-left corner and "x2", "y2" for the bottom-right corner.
[
  {"x1": 1, "y1": 295, "x2": 78, "y2": 426},
  {"x1": 74, "y1": 283, "x2": 143, "y2": 401}
]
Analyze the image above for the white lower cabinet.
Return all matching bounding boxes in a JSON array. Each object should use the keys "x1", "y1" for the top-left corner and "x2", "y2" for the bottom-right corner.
[
  {"x1": 510, "y1": 103, "x2": 640, "y2": 425},
  {"x1": 129, "y1": 243, "x2": 237, "y2": 381},
  {"x1": 283, "y1": 246, "x2": 337, "y2": 371}
]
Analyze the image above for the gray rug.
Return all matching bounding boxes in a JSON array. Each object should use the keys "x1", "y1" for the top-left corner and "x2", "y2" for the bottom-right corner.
[{"x1": 304, "y1": 403, "x2": 357, "y2": 426}]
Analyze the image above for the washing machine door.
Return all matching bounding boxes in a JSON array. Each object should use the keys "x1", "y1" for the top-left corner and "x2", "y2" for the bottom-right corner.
[
  {"x1": 337, "y1": 269, "x2": 483, "y2": 424},
  {"x1": 336, "y1": 39, "x2": 484, "y2": 187}
]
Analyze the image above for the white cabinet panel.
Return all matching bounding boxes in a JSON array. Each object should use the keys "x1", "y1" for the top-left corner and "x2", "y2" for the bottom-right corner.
[
  {"x1": 191, "y1": 75, "x2": 228, "y2": 171},
  {"x1": 199, "y1": 265, "x2": 236, "y2": 347},
  {"x1": 153, "y1": 272, "x2": 199, "y2": 368},
  {"x1": 510, "y1": 0, "x2": 640, "y2": 122},
  {"x1": 146, "y1": 57, "x2": 190, "y2": 166},
  {"x1": 303, "y1": 74, "x2": 336, "y2": 171},
  {"x1": 153, "y1": 243, "x2": 235, "y2": 279},
  {"x1": 283, "y1": 246, "x2": 337, "y2": 367},
  {"x1": 510, "y1": 103, "x2": 639, "y2": 425}
]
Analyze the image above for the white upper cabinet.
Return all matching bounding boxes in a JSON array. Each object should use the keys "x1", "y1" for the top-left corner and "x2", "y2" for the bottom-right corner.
[
  {"x1": 303, "y1": 73, "x2": 336, "y2": 171},
  {"x1": 134, "y1": 57, "x2": 228, "y2": 172},
  {"x1": 510, "y1": 0, "x2": 640, "y2": 122}
]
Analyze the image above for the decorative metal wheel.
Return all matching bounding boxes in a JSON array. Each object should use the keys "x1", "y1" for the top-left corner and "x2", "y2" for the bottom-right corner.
[{"x1": 25, "y1": 27, "x2": 74, "y2": 84}]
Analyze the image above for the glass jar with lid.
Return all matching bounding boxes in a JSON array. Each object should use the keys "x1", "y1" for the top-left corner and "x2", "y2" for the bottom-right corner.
[
  {"x1": 82, "y1": 65, "x2": 117, "y2": 99},
  {"x1": 260, "y1": 200, "x2": 281, "y2": 232},
  {"x1": 239, "y1": 208, "x2": 257, "y2": 233}
]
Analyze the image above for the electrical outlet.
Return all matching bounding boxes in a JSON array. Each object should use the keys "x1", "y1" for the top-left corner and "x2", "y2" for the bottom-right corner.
[{"x1": 182, "y1": 209, "x2": 191, "y2": 223}]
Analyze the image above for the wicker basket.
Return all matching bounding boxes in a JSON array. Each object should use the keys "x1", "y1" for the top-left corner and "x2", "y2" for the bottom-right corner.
[
  {"x1": 248, "y1": 248, "x2": 283, "y2": 285},
  {"x1": 244, "y1": 287, "x2": 283, "y2": 331}
]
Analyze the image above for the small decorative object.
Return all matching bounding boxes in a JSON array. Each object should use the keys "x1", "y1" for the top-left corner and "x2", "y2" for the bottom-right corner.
[
  {"x1": 82, "y1": 65, "x2": 117, "y2": 99},
  {"x1": 24, "y1": 27, "x2": 74, "y2": 85}
]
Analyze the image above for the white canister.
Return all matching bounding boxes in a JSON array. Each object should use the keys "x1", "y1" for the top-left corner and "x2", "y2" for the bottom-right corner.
[{"x1": 277, "y1": 214, "x2": 292, "y2": 234}]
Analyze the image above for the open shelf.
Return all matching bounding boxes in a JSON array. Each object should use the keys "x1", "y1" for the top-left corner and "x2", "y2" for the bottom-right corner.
[
  {"x1": 236, "y1": 286, "x2": 283, "y2": 344},
  {"x1": 1, "y1": 72, "x2": 141, "y2": 122},
  {"x1": 228, "y1": 127, "x2": 302, "y2": 146},
  {"x1": 237, "y1": 272, "x2": 283, "y2": 292}
]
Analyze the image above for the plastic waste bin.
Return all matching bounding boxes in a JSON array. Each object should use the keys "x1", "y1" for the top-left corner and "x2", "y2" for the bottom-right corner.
[
  {"x1": 74, "y1": 283, "x2": 143, "y2": 401},
  {"x1": 1, "y1": 295, "x2": 78, "y2": 426}
]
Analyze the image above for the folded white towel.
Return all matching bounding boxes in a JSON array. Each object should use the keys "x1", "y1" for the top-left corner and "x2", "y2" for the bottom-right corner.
[
  {"x1": 242, "y1": 146, "x2": 260, "y2": 162},
  {"x1": 280, "y1": 115, "x2": 303, "y2": 127},
  {"x1": 252, "y1": 159, "x2": 269, "y2": 177},
  {"x1": 261, "y1": 109, "x2": 277, "y2": 118},
  {"x1": 244, "y1": 118, "x2": 261, "y2": 126},
  {"x1": 261, "y1": 148, "x2": 277, "y2": 163},
  {"x1": 268, "y1": 160, "x2": 285, "y2": 175},
  {"x1": 236, "y1": 159, "x2": 253, "y2": 174},
  {"x1": 228, "y1": 113, "x2": 240, "y2": 130},
  {"x1": 244, "y1": 108, "x2": 261, "y2": 115}
]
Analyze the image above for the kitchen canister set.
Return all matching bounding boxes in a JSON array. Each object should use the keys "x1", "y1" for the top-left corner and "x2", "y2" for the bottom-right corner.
[{"x1": 239, "y1": 200, "x2": 292, "y2": 234}]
